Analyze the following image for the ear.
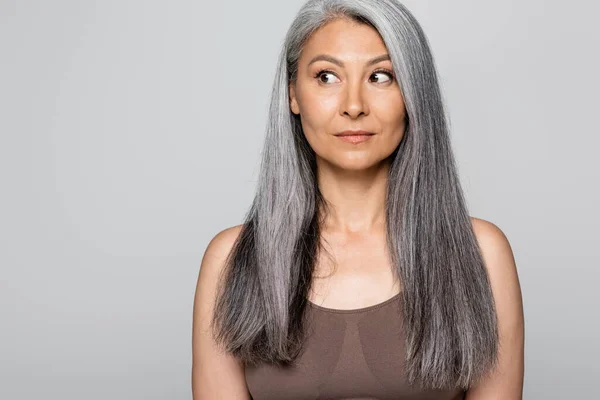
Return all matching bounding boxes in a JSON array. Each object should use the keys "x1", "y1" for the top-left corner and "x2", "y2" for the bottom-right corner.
[{"x1": 289, "y1": 82, "x2": 300, "y2": 115}]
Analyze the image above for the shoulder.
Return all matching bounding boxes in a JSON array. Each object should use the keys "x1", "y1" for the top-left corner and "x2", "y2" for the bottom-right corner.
[
  {"x1": 469, "y1": 216, "x2": 520, "y2": 280},
  {"x1": 192, "y1": 223, "x2": 251, "y2": 397},
  {"x1": 469, "y1": 216, "x2": 520, "y2": 294},
  {"x1": 469, "y1": 215, "x2": 524, "y2": 343},
  {"x1": 197, "y1": 224, "x2": 246, "y2": 302},
  {"x1": 470, "y1": 216, "x2": 511, "y2": 252},
  {"x1": 470, "y1": 216, "x2": 514, "y2": 257},
  {"x1": 203, "y1": 224, "x2": 245, "y2": 266},
  {"x1": 466, "y1": 224, "x2": 524, "y2": 393}
]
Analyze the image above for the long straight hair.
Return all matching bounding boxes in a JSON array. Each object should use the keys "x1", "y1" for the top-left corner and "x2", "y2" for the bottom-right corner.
[{"x1": 211, "y1": 0, "x2": 499, "y2": 390}]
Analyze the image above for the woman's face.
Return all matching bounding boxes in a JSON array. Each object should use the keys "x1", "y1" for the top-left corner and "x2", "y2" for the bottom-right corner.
[{"x1": 289, "y1": 18, "x2": 407, "y2": 171}]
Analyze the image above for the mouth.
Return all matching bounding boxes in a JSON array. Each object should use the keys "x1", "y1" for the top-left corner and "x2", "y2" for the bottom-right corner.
[
  {"x1": 334, "y1": 130, "x2": 375, "y2": 137},
  {"x1": 334, "y1": 130, "x2": 376, "y2": 144}
]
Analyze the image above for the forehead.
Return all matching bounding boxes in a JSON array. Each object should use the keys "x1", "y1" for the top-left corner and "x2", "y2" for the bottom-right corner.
[{"x1": 300, "y1": 18, "x2": 389, "y2": 63}]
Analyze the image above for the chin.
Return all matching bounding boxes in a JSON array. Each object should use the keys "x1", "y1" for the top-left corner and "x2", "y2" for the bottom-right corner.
[{"x1": 330, "y1": 157, "x2": 379, "y2": 171}]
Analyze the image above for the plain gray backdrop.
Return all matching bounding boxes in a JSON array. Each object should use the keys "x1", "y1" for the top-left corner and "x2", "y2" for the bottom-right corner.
[{"x1": 1, "y1": 0, "x2": 598, "y2": 399}]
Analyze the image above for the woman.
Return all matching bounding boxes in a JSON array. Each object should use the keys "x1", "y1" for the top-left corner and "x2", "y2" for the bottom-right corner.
[{"x1": 192, "y1": 0, "x2": 524, "y2": 398}]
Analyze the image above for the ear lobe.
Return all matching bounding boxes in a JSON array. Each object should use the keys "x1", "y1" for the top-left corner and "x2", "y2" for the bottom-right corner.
[{"x1": 289, "y1": 83, "x2": 300, "y2": 115}]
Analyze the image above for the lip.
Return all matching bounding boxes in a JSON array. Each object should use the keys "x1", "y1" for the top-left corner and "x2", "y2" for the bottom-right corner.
[
  {"x1": 334, "y1": 130, "x2": 375, "y2": 144},
  {"x1": 334, "y1": 130, "x2": 375, "y2": 136}
]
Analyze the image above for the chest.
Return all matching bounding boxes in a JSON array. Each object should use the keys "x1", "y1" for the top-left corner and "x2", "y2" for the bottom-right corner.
[
  {"x1": 245, "y1": 299, "x2": 465, "y2": 400},
  {"x1": 308, "y1": 232, "x2": 401, "y2": 310}
]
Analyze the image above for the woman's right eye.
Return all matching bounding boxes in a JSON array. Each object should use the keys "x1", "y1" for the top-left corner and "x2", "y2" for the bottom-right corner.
[{"x1": 315, "y1": 70, "x2": 340, "y2": 84}]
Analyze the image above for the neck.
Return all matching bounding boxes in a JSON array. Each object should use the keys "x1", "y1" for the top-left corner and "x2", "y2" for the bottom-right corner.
[{"x1": 316, "y1": 156, "x2": 390, "y2": 235}]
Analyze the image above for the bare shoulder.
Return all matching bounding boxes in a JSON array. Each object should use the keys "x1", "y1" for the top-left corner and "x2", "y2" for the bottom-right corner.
[
  {"x1": 204, "y1": 224, "x2": 245, "y2": 261},
  {"x1": 192, "y1": 223, "x2": 250, "y2": 399},
  {"x1": 470, "y1": 217, "x2": 512, "y2": 257},
  {"x1": 468, "y1": 216, "x2": 521, "y2": 312},
  {"x1": 196, "y1": 224, "x2": 245, "y2": 299},
  {"x1": 201, "y1": 224, "x2": 245, "y2": 274},
  {"x1": 466, "y1": 217, "x2": 525, "y2": 399},
  {"x1": 195, "y1": 223, "x2": 245, "y2": 320}
]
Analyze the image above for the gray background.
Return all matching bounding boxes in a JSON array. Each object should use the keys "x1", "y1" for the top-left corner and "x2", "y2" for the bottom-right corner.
[{"x1": 1, "y1": 0, "x2": 598, "y2": 399}]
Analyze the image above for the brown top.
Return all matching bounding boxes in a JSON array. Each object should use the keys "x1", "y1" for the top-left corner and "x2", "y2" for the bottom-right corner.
[{"x1": 245, "y1": 293, "x2": 466, "y2": 400}]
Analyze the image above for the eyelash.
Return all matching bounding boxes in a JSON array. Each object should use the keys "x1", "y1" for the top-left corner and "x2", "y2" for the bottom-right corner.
[{"x1": 314, "y1": 68, "x2": 395, "y2": 84}]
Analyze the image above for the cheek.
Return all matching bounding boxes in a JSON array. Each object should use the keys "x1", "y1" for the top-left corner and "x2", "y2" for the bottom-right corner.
[
  {"x1": 303, "y1": 92, "x2": 337, "y2": 117},
  {"x1": 297, "y1": 92, "x2": 338, "y2": 133},
  {"x1": 374, "y1": 96, "x2": 407, "y2": 135}
]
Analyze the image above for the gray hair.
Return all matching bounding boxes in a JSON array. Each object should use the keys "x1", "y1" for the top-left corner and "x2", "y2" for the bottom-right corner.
[{"x1": 211, "y1": 0, "x2": 499, "y2": 390}]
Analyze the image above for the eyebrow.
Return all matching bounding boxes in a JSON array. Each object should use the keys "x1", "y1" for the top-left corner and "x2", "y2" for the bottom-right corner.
[{"x1": 307, "y1": 53, "x2": 391, "y2": 68}]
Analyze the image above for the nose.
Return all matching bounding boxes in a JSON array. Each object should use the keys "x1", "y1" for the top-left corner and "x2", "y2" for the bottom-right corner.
[{"x1": 340, "y1": 80, "x2": 369, "y2": 119}]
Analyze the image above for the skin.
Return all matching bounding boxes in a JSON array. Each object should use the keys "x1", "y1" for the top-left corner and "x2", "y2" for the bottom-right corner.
[
  {"x1": 289, "y1": 18, "x2": 407, "y2": 303},
  {"x1": 192, "y1": 17, "x2": 524, "y2": 399}
]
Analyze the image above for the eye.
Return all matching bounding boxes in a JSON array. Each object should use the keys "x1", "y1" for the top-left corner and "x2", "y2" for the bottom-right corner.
[
  {"x1": 314, "y1": 68, "x2": 396, "y2": 85},
  {"x1": 314, "y1": 69, "x2": 340, "y2": 84},
  {"x1": 370, "y1": 69, "x2": 395, "y2": 84}
]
